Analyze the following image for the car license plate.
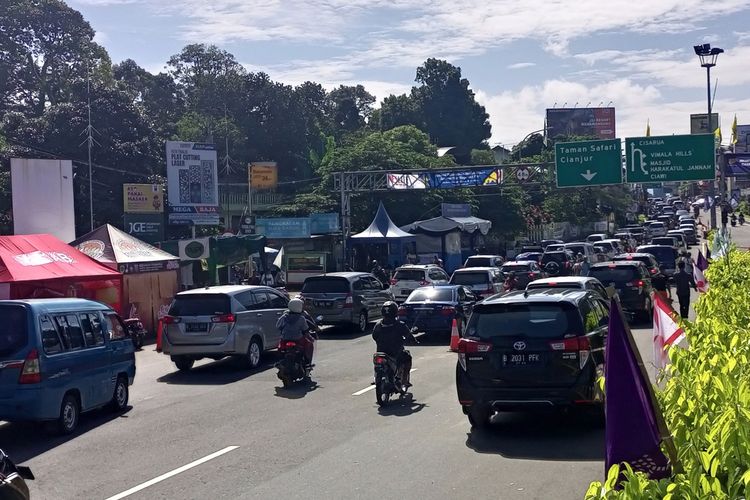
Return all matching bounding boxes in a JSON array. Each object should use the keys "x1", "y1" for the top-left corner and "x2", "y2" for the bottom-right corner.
[
  {"x1": 503, "y1": 353, "x2": 541, "y2": 366},
  {"x1": 314, "y1": 300, "x2": 332, "y2": 308},
  {"x1": 186, "y1": 322, "x2": 208, "y2": 332}
]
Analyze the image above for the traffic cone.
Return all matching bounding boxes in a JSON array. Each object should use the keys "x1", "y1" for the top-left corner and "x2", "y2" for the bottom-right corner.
[
  {"x1": 449, "y1": 318, "x2": 460, "y2": 352},
  {"x1": 155, "y1": 319, "x2": 163, "y2": 353}
]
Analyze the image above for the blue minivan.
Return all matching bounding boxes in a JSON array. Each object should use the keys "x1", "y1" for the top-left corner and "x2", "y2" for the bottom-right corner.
[{"x1": 0, "y1": 299, "x2": 136, "y2": 434}]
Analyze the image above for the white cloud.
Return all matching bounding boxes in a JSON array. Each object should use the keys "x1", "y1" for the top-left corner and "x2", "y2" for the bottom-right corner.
[
  {"x1": 93, "y1": 30, "x2": 108, "y2": 45},
  {"x1": 507, "y1": 62, "x2": 536, "y2": 69}
]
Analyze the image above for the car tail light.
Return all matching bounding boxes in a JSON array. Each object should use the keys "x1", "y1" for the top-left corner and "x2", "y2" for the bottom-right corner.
[
  {"x1": 162, "y1": 315, "x2": 180, "y2": 324},
  {"x1": 549, "y1": 336, "x2": 590, "y2": 369},
  {"x1": 19, "y1": 349, "x2": 41, "y2": 385},
  {"x1": 625, "y1": 280, "x2": 644, "y2": 288},
  {"x1": 211, "y1": 313, "x2": 236, "y2": 323},
  {"x1": 397, "y1": 306, "x2": 408, "y2": 317},
  {"x1": 373, "y1": 355, "x2": 387, "y2": 365},
  {"x1": 440, "y1": 306, "x2": 455, "y2": 316},
  {"x1": 390, "y1": 278, "x2": 398, "y2": 285},
  {"x1": 343, "y1": 294, "x2": 353, "y2": 308},
  {"x1": 457, "y1": 338, "x2": 492, "y2": 370}
]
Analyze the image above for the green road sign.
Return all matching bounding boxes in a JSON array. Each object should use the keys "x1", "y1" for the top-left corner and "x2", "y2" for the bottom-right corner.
[
  {"x1": 555, "y1": 139, "x2": 623, "y2": 188},
  {"x1": 625, "y1": 134, "x2": 715, "y2": 183}
]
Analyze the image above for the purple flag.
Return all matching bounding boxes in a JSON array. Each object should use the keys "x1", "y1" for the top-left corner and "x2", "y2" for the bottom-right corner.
[
  {"x1": 605, "y1": 298, "x2": 671, "y2": 480},
  {"x1": 696, "y1": 250, "x2": 709, "y2": 272}
]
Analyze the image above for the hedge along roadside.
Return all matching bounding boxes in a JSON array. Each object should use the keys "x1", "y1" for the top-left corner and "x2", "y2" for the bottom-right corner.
[{"x1": 586, "y1": 248, "x2": 750, "y2": 499}]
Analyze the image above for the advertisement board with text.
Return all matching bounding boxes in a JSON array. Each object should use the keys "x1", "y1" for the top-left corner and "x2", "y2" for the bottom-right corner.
[
  {"x1": 124, "y1": 213, "x2": 164, "y2": 244},
  {"x1": 546, "y1": 107, "x2": 616, "y2": 140},
  {"x1": 166, "y1": 141, "x2": 220, "y2": 225},
  {"x1": 690, "y1": 113, "x2": 720, "y2": 135},
  {"x1": 123, "y1": 184, "x2": 164, "y2": 213},
  {"x1": 249, "y1": 162, "x2": 278, "y2": 189}
]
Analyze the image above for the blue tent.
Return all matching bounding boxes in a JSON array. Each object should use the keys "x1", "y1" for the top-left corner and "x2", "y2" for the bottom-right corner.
[{"x1": 350, "y1": 203, "x2": 415, "y2": 269}]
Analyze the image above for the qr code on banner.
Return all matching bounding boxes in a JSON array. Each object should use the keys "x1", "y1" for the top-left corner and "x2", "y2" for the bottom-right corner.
[{"x1": 201, "y1": 160, "x2": 216, "y2": 204}]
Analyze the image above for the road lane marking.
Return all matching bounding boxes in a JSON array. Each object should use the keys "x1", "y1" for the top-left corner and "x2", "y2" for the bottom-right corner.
[
  {"x1": 104, "y1": 446, "x2": 239, "y2": 500},
  {"x1": 352, "y1": 369, "x2": 417, "y2": 396}
]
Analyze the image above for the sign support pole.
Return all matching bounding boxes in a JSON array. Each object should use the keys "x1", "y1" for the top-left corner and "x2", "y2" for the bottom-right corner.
[{"x1": 706, "y1": 66, "x2": 717, "y2": 230}]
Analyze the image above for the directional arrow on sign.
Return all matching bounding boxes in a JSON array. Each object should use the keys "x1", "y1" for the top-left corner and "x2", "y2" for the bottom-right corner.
[{"x1": 581, "y1": 170, "x2": 597, "y2": 181}]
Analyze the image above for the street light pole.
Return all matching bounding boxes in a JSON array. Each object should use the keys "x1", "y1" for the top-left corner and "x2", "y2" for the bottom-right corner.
[{"x1": 694, "y1": 43, "x2": 723, "y2": 230}]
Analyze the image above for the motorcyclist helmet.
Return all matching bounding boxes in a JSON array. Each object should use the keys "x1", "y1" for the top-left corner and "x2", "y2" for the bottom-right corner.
[
  {"x1": 381, "y1": 301, "x2": 398, "y2": 319},
  {"x1": 288, "y1": 298, "x2": 304, "y2": 313}
]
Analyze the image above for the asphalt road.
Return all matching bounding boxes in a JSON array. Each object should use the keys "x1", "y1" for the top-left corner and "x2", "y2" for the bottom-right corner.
[{"x1": 4, "y1": 226, "x2": 732, "y2": 500}]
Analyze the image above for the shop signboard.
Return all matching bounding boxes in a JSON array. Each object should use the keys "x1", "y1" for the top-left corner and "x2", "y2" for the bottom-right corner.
[{"x1": 166, "y1": 141, "x2": 220, "y2": 225}]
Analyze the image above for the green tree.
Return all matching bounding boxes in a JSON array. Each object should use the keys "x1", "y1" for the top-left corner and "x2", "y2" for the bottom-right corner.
[
  {"x1": 377, "y1": 94, "x2": 422, "y2": 131},
  {"x1": 327, "y1": 85, "x2": 375, "y2": 137}
]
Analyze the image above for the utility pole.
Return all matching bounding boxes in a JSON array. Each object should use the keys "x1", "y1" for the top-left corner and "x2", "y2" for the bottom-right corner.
[{"x1": 79, "y1": 59, "x2": 99, "y2": 232}]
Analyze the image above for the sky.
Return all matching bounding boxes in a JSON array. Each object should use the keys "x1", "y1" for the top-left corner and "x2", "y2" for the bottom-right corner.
[{"x1": 68, "y1": 0, "x2": 750, "y2": 148}]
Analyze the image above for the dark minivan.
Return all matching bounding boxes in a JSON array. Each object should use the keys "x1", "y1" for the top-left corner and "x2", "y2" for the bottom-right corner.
[
  {"x1": 455, "y1": 289, "x2": 608, "y2": 428},
  {"x1": 587, "y1": 261, "x2": 653, "y2": 322},
  {"x1": 637, "y1": 245, "x2": 678, "y2": 278}
]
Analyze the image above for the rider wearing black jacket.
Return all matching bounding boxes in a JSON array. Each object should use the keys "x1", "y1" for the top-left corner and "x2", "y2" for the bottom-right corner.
[{"x1": 372, "y1": 301, "x2": 417, "y2": 387}]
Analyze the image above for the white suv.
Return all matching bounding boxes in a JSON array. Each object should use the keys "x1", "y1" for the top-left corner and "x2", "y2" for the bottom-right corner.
[{"x1": 390, "y1": 265, "x2": 449, "y2": 302}]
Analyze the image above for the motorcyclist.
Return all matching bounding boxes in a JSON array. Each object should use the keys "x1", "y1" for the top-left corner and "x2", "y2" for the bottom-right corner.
[
  {"x1": 372, "y1": 301, "x2": 418, "y2": 388},
  {"x1": 276, "y1": 298, "x2": 316, "y2": 368},
  {"x1": 503, "y1": 271, "x2": 519, "y2": 292},
  {"x1": 740, "y1": 213, "x2": 746, "y2": 225},
  {"x1": 370, "y1": 260, "x2": 389, "y2": 286},
  {"x1": 731, "y1": 213, "x2": 738, "y2": 226}
]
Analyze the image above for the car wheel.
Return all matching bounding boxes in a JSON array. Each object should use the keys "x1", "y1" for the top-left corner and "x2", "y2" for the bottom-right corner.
[
  {"x1": 245, "y1": 337, "x2": 262, "y2": 369},
  {"x1": 467, "y1": 404, "x2": 491, "y2": 429},
  {"x1": 354, "y1": 311, "x2": 368, "y2": 333},
  {"x1": 57, "y1": 394, "x2": 80, "y2": 435},
  {"x1": 109, "y1": 376, "x2": 129, "y2": 411},
  {"x1": 174, "y1": 356, "x2": 194, "y2": 372}
]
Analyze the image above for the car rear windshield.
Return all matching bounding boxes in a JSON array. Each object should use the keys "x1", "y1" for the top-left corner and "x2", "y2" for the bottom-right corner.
[
  {"x1": 639, "y1": 246, "x2": 677, "y2": 262},
  {"x1": 565, "y1": 245, "x2": 587, "y2": 255},
  {"x1": 301, "y1": 277, "x2": 351, "y2": 294},
  {"x1": 501, "y1": 264, "x2": 530, "y2": 272},
  {"x1": 406, "y1": 288, "x2": 454, "y2": 303},
  {"x1": 468, "y1": 303, "x2": 583, "y2": 339},
  {"x1": 594, "y1": 242, "x2": 613, "y2": 251},
  {"x1": 0, "y1": 305, "x2": 28, "y2": 357},
  {"x1": 527, "y1": 283, "x2": 582, "y2": 291},
  {"x1": 651, "y1": 223, "x2": 665, "y2": 229},
  {"x1": 614, "y1": 255, "x2": 650, "y2": 266},
  {"x1": 588, "y1": 267, "x2": 639, "y2": 285},
  {"x1": 169, "y1": 295, "x2": 232, "y2": 316},
  {"x1": 542, "y1": 252, "x2": 568, "y2": 264},
  {"x1": 394, "y1": 269, "x2": 426, "y2": 281},
  {"x1": 652, "y1": 238, "x2": 676, "y2": 246},
  {"x1": 451, "y1": 272, "x2": 489, "y2": 285},
  {"x1": 464, "y1": 257, "x2": 493, "y2": 267}
]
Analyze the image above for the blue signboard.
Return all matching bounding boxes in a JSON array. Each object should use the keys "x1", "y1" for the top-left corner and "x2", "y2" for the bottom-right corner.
[
  {"x1": 441, "y1": 203, "x2": 472, "y2": 218},
  {"x1": 726, "y1": 153, "x2": 750, "y2": 177},
  {"x1": 256, "y1": 218, "x2": 311, "y2": 239},
  {"x1": 310, "y1": 213, "x2": 340, "y2": 234}
]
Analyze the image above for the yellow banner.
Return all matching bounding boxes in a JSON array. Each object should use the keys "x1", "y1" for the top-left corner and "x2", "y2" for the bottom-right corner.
[
  {"x1": 249, "y1": 162, "x2": 278, "y2": 190},
  {"x1": 123, "y1": 184, "x2": 164, "y2": 213}
]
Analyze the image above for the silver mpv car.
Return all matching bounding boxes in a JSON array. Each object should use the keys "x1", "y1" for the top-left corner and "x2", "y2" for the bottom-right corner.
[{"x1": 162, "y1": 285, "x2": 289, "y2": 371}]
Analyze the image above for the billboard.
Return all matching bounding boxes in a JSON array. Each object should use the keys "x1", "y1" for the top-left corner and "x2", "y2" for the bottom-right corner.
[
  {"x1": 11, "y1": 158, "x2": 75, "y2": 242},
  {"x1": 249, "y1": 162, "x2": 278, "y2": 190},
  {"x1": 123, "y1": 184, "x2": 163, "y2": 213},
  {"x1": 735, "y1": 124, "x2": 750, "y2": 153},
  {"x1": 123, "y1": 213, "x2": 164, "y2": 244},
  {"x1": 726, "y1": 153, "x2": 750, "y2": 176},
  {"x1": 546, "y1": 108, "x2": 616, "y2": 140},
  {"x1": 256, "y1": 218, "x2": 311, "y2": 239},
  {"x1": 690, "y1": 113, "x2": 720, "y2": 135},
  {"x1": 166, "y1": 141, "x2": 220, "y2": 225}
]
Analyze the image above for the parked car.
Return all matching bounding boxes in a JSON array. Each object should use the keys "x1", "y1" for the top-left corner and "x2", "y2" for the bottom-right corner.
[
  {"x1": 163, "y1": 285, "x2": 291, "y2": 371},
  {"x1": 540, "y1": 251, "x2": 575, "y2": 277},
  {"x1": 525, "y1": 276, "x2": 610, "y2": 300},
  {"x1": 587, "y1": 262, "x2": 653, "y2": 322},
  {"x1": 499, "y1": 261, "x2": 546, "y2": 288},
  {"x1": 612, "y1": 252, "x2": 661, "y2": 276},
  {"x1": 637, "y1": 245, "x2": 679, "y2": 279},
  {"x1": 455, "y1": 289, "x2": 608, "y2": 427},
  {"x1": 0, "y1": 299, "x2": 135, "y2": 434},
  {"x1": 300, "y1": 273, "x2": 394, "y2": 333},
  {"x1": 449, "y1": 267, "x2": 504, "y2": 299},
  {"x1": 563, "y1": 242, "x2": 598, "y2": 263},
  {"x1": 667, "y1": 230, "x2": 689, "y2": 251},
  {"x1": 389, "y1": 264, "x2": 449, "y2": 302},
  {"x1": 463, "y1": 255, "x2": 504, "y2": 269},
  {"x1": 397, "y1": 285, "x2": 477, "y2": 336},
  {"x1": 585, "y1": 233, "x2": 608, "y2": 243}
]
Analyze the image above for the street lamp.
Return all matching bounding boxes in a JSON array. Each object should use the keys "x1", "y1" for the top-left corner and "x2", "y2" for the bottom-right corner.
[{"x1": 694, "y1": 43, "x2": 723, "y2": 229}]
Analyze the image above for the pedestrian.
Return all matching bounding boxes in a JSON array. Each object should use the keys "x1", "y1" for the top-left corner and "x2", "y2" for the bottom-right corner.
[
  {"x1": 580, "y1": 256, "x2": 590, "y2": 277},
  {"x1": 651, "y1": 271, "x2": 672, "y2": 305},
  {"x1": 673, "y1": 261, "x2": 697, "y2": 319},
  {"x1": 572, "y1": 254, "x2": 583, "y2": 276}
]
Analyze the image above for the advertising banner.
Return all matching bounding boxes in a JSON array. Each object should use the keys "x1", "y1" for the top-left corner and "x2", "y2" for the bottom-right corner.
[
  {"x1": 249, "y1": 162, "x2": 278, "y2": 189},
  {"x1": 546, "y1": 108, "x2": 616, "y2": 139},
  {"x1": 441, "y1": 203, "x2": 472, "y2": 218},
  {"x1": 123, "y1": 184, "x2": 164, "y2": 213},
  {"x1": 178, "y1": 238, "x2": 210, "y2": 260},
  {"x1": 166, "y1": 141, "x2": 220, "y2": 225},
  {"x1": 310, "y1": 213, "x2": 340, "y2": 234},
  {"x1": 690, "y1": 113, "x2": 720, "y2": 135},
  {"x1": 11, "y1": 158, "x2": 76, "y2": 243},
  {"x1": 735, "y1": 124, "x2": 750, "y2": 153},
  {"x1": 124, "y1": 213, "x2": 164, "y2": 244},
  {"x1": 386, "y1": 168, "x2": 504, "y2": 190},
  {"x1": 256, "y1": 218, "x2": 311, "y2": 239},
  {"x1": 726, "y1": 153, "x2": 750, "y2": 176}
]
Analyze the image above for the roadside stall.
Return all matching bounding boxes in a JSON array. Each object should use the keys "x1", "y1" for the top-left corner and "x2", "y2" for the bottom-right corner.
[
  {"x1": 72, "y1": 224, "x2": 179, "y2": 333},
  {"x1": 350, "y1": 202, "x2": 416, "y2": 270},
  {"x1": 0, "y1": 234, "x2": 123, "y2": 312}
]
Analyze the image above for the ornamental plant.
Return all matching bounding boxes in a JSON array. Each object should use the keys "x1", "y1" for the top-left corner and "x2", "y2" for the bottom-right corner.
[{"x1": 586, "y1": 248, "x2": 750, "y2": 499}]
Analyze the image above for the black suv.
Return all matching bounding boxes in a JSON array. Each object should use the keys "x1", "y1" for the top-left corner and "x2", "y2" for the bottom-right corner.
[
  {"x1": 455, "y1": 289, "x2": 608, "y2": 428},
  {"x1": 540, "y1": 250, "x2": 574, "y2": 277},
  {"x1": 587, "y1": 261, "x2": 653, "y2": 322}
]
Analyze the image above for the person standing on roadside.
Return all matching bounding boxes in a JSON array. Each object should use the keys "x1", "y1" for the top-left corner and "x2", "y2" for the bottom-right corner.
[
  {"x1": 673, "y1": 261, "x2": 697, "y2": 319},
  {"x1": 651, "y1": 271, "x2": 672, "y2": 305},
  {"x1": 580, "y1": 256, "x2": 591, "y2": 277},
  {"x1": 573, "y1": 254, "x2": 583, "y2": 276}
]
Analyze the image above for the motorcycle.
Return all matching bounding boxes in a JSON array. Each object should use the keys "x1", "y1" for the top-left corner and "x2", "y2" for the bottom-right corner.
[
  {"x1": 731, "y1": 214, "x2": 737, "y2": 227},
  {"x1": 123, "y1": 318, "x2": 146, "y2": 350},
  {"x1": 0, "y1": 449, "x2": 34, "y2": 500},
  {"x1": 275, "y1": 315, "x2": 321, "y2": 388},
  {"x1": 740, "y1": 214, "x2": 746, "y2": 226},
  {"x1": 373, "y1": 327, "x2": 418, "y2": 407}
]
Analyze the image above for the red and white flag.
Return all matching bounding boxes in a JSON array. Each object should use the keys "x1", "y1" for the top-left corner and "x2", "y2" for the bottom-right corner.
[{"x1": 652, "y1": 294, "x2": 685, "y2": 370}]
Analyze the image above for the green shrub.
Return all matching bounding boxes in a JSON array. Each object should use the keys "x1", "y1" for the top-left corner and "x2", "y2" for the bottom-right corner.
[{"x1": 586, "y1": 249, "x2": 750, "y2": 499}]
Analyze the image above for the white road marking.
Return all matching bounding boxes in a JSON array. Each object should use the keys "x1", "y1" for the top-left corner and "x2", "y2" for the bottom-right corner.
[
  {"x1": 104, "y1": 446, "x2": 239, "y2": 500},
  {"x1": 352, "y1": 369, "x2": 417, "y2": 396}
]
